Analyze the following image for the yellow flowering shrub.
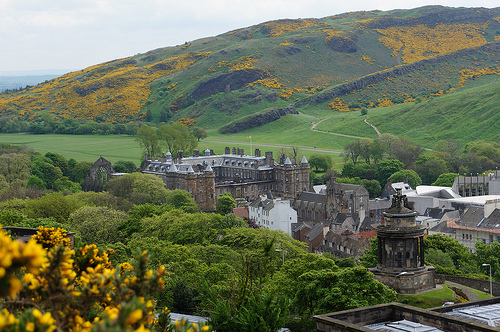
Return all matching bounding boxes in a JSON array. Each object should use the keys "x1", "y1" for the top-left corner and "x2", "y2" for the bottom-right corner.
[
  {"x1": 0, "y1": 224, "x2": 206, "y2": 332},
  {"x1": 0, "y1": 53, "x2": 211, "y2": 123},
  {"x1": 278, "y1": 88, "x2": 294, "y2": 100},
  {"x1": 278, "y1": 41, "x2": 294, "y2": 46},
  {"x1": 31, "y1": 226, "x2": 71, "y2": 249},
  {"x1": 177, "y1": 118, "x2": 196, "y2": 127},
  {"x1": 458, "y1": 66, "x2": 500, "y2": 87},
  {"x1": 327, "y1": 98, "x2": 350, "y2": 111},
  {"x1": 361, "y1": 54, "x2": 375, "y2": 64},
  {"x1": 375, "y1": 23, "x2": 489, "y2": 64},
  {"x1": 216, "y1": 55, "x2": 259, "y2": 71},
  {"x1": 247, "y1": 78, "x2": 284, "y2": 89},
  {"x1": 260, "y1": 19, "x2": 318, "y2": 37}
]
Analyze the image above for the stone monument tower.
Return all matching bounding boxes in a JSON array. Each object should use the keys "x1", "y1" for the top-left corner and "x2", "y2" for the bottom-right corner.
[{"x1": 369, "y1": 189, "x2": 435, "y2": 294}]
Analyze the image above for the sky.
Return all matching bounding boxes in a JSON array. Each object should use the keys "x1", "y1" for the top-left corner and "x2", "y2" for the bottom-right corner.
[{"x1": 1, "y1": 0, "x2": 499, "y2": 74}]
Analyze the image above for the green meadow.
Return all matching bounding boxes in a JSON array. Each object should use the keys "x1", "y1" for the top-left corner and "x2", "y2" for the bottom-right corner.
[{"x1": 0, "y1": 127, "x2": 348, "y2": 169}]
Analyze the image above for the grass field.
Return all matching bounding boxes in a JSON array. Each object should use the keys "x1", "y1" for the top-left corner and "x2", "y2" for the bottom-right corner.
[
  {"x1": 397, "y1": 283, "x2": 492, "y2": 309},
  {"x1": 0, "y1": 131, "x2": 347, "y2": 169}
]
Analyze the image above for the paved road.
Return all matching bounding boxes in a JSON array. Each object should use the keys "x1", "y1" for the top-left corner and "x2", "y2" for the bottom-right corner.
[
  {"x1": 445, "y1": 281, "x2": 480, "y2": 302},
  {"x1": 203, "y1": 140, "x2": 345, "y2": 154}
]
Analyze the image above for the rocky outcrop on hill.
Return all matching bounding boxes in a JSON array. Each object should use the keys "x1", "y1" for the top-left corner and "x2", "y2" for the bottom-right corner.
[
  {"x1": 218, "y1": 106, "x2": 298, "y2": 134},
  {"x1": 191, "y1": 69, "x2": 270, "y2": 101}
]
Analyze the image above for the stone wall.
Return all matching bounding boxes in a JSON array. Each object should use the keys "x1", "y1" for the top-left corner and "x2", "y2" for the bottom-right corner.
[{"x1": 436, "y1": 274, "x2": 500, "y2": 296}]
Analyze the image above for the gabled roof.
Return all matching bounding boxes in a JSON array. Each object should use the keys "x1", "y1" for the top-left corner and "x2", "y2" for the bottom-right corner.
[
  {"x1": 430, "y1": 220, "x2": 457, "y2": 234},
  {"x1": 305, "y1": 223, "x2": 324, "y2": 241},
  {"x1": 481, "y1": 208, "x2": 500, "y2": 230},
  {"x1": 456, "y1": 206, "x2": 485, "y2": 228},
  {"x1": 425, "y1": 207, "x2": 456, "y2": 219}
]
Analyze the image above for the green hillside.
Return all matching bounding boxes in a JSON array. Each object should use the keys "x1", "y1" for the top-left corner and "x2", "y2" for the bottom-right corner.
[{"x1": 0, "y1": 5, "x2": 500, "y2": 148}]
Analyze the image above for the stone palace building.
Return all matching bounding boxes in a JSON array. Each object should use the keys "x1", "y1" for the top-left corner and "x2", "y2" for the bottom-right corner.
[{"x1": 141, "y1": 147, "x2": 310, "y2": 211}]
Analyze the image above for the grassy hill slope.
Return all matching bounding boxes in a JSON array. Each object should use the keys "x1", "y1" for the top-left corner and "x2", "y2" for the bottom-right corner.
[{"x1": 0, "y1": 5, "x2": 499, "y2": 147}]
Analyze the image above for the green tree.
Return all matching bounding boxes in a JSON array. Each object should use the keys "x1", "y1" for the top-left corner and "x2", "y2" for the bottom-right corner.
[
  {"x1": 24, "y1": 192, "x2": 84, "y2": 223},
  {"x1": 388, "y1": 169, "x2": 422, "y2": 188},
  {"x1": 69, "y1": 206, "x2": 128, "y2": 244},
  {"x1": 53, "y1": 176, "x2": 82, "y2": 193},
  {"x1": 432, "y1": 173, "x2": 458, "y2": 187},
  {"x1": 414, "y1": 155, "x2": 449, "y2": 185},
  {"x1": 308, "y1": 154, "x2": 332, "y2": 172},
  {"x1": 219, "y1": 213, "x2": 247, "y2": 229},
  {"x1": 27, "y1": 175, "x2": 46, "y2": 188},
  {"x1": 216, "y1": 193, "x2": 237, "y2": 215},
  {"x1": 474, "y1": 241, "x2": 500, "y2": 282},
  {"x1": 71, "y1": 161, "x2": 92, "y2": 183},
  {"x1": 31, "y1": 154, "x2": 63, "y2": 189},
  {"x1": 465, "y1": 140, "x2": 500, "y2": 161},
  {"x1": 158, "y1": 122, "x2": 197, "y2": 157},
  {"x1": 135, "y1": 125, "x2": 161, "y2": 157},
  {"x1": 45, "y1": 152, "x2": 70, "y2": 177},
  {"x1": 165, "y1": 189, "x2": 198, "y2": 213},
  {"x1": 424, "y1": 234, "x2": 475, "y2": 271},
  {"x1": 426, "y1": 248, "x2": 455, "y2": 268},
  {"x1": 112, "y1": 160, "x2": 136, "y2": 173},
  {"x1": 106, "y1": 173, "x2": 169, "y2": 205},
  {"x1": 0, "y1": 153, "x2": 31, "y2": 186},
  {"x1": 375, "y1": 159, "x2": 404, "y2": 186},
  {"x1": 191, "y1": 126, "x2": 208, "y2": 141},
  {"x1": 360, "y1": 179, "x2": 382, "y2": 198}
]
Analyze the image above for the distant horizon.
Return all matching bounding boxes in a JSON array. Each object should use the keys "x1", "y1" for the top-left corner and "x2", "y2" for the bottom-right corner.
[{"x1": 0, "y1": 69, "x2": 74, "y2": 77}]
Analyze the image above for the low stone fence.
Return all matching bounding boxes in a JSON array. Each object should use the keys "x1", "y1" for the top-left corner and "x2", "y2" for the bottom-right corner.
[{"x1": 436, "y1": 274, "x2": 500, "y2": 296}]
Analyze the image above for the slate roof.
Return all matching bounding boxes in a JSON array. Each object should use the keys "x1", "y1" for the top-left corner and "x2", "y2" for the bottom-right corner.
[
  {"x1": 425, "y1": 207, "x2": 456, "y2": 219},
  {"x1": 430, "y1": 220, "x2": 457, "y2": 234},
  {"x1": 305, "y1": 223, "x2": 324, "y2": 241},
  {"x1": 456, "y1": 206, "x2": 485, "y2": 228}
]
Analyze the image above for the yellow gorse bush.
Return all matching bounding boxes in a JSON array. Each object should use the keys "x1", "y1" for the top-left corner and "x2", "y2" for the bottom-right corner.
[
  {"x1": 374, "y1": 23, "x2": 489, "y2": 64},
  {"x1": 260, "y1": 19, "x2": 319, "y2": 37},
  {"x1": 0, "y1": 225, "x2": 190, "y2": 332},
  {"x1": 327, "y1": 98, "x2": 350, "y2": 111},
  {"x1": 0, "y1": 52, "x2": 211, "y2": 123}
]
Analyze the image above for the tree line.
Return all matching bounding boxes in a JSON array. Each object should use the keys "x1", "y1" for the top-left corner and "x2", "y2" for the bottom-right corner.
[{"x1": 308, "y1": 134, "x2": 500, "y2": 198}]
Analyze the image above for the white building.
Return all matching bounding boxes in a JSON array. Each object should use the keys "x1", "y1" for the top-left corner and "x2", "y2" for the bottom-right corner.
[{"x1": 248, "y1": 194, "x2": 297, "y2": 236}]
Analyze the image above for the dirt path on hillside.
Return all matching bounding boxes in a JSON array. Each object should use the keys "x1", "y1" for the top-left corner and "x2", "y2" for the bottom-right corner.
[
  {"x1": 364, "y1": 119, "x2": 382, "y2": 136},
  {"x1": 300, "y1": 112, "x2": 364, "y2": 139}
]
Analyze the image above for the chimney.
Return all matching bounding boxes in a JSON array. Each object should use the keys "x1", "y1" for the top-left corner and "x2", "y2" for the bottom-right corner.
[
  {"x1": 232, "y1": 147, "x2": 236, "y2": 155},
  {"x1": 178, "y1": 150, "x2": 183, "y2": 160},
  {"x1": 210, "y1": 149, "x2": 214, "y2": 156},
  {"x1": 193, "y1": 149, "x2": 199, "y2": 157},
  {"x1": 265, "y1": 151, "x2": 274, "y2": 166},
  {"x1": 255, "y1": 149, "x2": 261, "y2": 157},
  {"x1": 225, "y1": 147, "x2": 230, "y2": 155}
]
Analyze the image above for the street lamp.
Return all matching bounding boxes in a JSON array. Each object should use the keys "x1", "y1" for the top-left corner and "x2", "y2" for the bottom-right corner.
[
  {"x1": 275, "y1": 248, "x2": 285, "y2": 264},
  {"x1": 395, "y1": 272, "x2": 408, "y2": 293},
  {"x1": 482, "y1": 263, "x2": 493, "y2": 298}
]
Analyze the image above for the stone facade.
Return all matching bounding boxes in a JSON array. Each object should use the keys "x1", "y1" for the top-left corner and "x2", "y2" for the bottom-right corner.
[
  {"x1": 82, "y1": 156, "x2": 115, "y2": 192},
  {"x1": 293, "y1": 179, "x2": 369, "y2": 224},
  {"x1": 453, "y1": 170, "x2": 500, "y2": 197},
  {"x1": 370, "y1": 189, "x2": 435, "y2": 294},
  {"x1": 142, "y1": 148, "x2": 310, "y2": 211}
]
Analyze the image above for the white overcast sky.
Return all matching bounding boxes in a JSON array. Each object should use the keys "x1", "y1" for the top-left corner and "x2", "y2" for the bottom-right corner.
[{"x1": 1, "y1": 0, "x2": 499, "y2": 73}]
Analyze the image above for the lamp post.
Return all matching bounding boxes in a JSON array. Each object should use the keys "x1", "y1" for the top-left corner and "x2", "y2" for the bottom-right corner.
[
  {"x1": 395, "y1": 271, "x2": 408, "y2": 293},
  {"x1": 275, "y1": 248, "x2": 285, "y2": 264},
  {"x1": 482, "y1": 263, "x2": 493, "y2": 298}
]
